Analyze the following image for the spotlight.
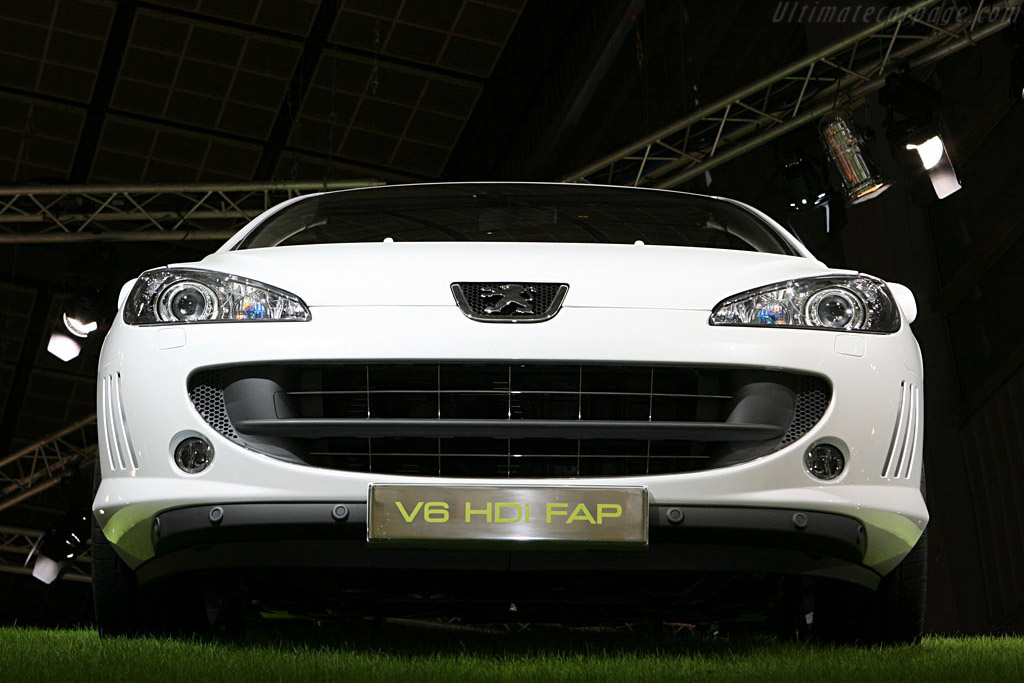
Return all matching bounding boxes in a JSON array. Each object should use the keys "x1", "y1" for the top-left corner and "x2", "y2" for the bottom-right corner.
[
  {"x1": 62, "y1": 296, "x2": 98, "y2": 337},
  {"x1": 47, "y1": 289, "x2": 102, "y2": 362},
  {"x1": 779, "y1": 150, "x2": 830, "y2": 213},
  {"x1": 880, "y1": 64, "x2": 960, "y2": 199},
  {"x1": 880, "y1": 63, "x2": 940, "y2": 132},
  {"x1": 30, "y1": 508, "x2": 91, "y2": 584},
  {"x1": 819, "y1": 110, "x2": 891, "y2": 205},
  {"x1": 905, "y1": 135, "x2": 943, "y2": 170},
  {"x1": 905, "y1": 134, "x2": 961, "y2": 199},
  {"x1": 46, "y1": 332, "x2": 83, "y2": 362}
]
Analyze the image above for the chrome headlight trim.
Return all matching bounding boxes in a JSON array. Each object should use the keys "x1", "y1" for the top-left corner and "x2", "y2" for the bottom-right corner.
[
  {"x1": 123, "y1": 268, "x2": 311, "y2": 325},
  {"x1": 709, "y1": 275, "x2": 900, "y2": 333}
]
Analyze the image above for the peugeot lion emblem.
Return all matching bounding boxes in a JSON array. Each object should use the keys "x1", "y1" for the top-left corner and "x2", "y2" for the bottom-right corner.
[
  {"x1": 451, "y1": 282, "x2": 569, "y2": 323},
  {"x1": 482, "y1": 284, "x2": 535, "y2": 315}
]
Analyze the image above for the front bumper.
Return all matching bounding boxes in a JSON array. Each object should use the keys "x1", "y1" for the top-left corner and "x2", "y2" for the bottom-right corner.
[
  {"x1": 94, "y1": 306, "x2": 927, "y2": 579},
  {"x1": 142, "y1": 502, "x2": 875, "y2": 587}
]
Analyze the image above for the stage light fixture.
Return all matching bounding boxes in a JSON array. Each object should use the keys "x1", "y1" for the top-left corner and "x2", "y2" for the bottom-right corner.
[
  {"x1": 780, "y1": 150, "x2": 830, "y2": 212},
  {"x1": 47, "y1": 290, "x2": 101, "y2": 362},
  {"x1": 880, "y1": 64, "x2": 960, "y2": 199},
  {"x1": 62, "y1": 296, "x2": 98, "y2": 337},
  {"x1": 29, "y1": 509, "x2": 91, "y2": 585},
  {"x1": 46, "y1": 332, "x2": 83, "y2": 362},
  {"x1": 819, "y1": 110, "x2": 891, "y2": 205},
  {"x1": 905, "y1": 136, "x2": 944, "y2": 170},
  {"x1": 905, "y1": 133, "x2": 961, "y2": 199}
]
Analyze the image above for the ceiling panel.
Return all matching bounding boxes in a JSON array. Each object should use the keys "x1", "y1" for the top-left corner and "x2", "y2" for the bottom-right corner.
[
  {"x1": 90, "y1": 116, "x2": 263, "y2": 182},
  {"x1": 0, "y1": 0, "x2": 527, "y2": 185},
  {"x1": 0, "y1": 0, "x2": 115, "y2": 103},
  {"x1": 112, "y1": 9, "x2": 302, "y2": 139},
  {"x1": 331, "y1": 0, "x2": 526, "y2": 79},
  {"x1": 146, "y1": 0, "x2": 320, "y2": 37},
  {"x1": 270, "y1": 150, "x2": 413, "y2": 184},
  {"x1": 0, "y1": 94, "x2": 85, "y2": 182},
  {"x1": 288, "y1": 52, "x2": 481, "y2": 177}
]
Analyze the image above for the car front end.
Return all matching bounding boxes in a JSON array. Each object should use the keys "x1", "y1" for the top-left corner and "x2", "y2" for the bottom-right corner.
[{"x1": 92, "y1": 183, "x2": 927, "y2": 639}]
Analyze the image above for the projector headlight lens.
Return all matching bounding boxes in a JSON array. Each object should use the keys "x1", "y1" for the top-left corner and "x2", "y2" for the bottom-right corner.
[
  {"x1": 710, "y1": 275, "x2": 899, "y2": 333},
  {"x1": 806, "y1": 288, "x2": 863, "y2": 329},
  {"x1": 124, "y1": 268, "x2": 310, "y2": 325},
  {"x1": 157, "y1": 281, "x2": 219, "y2": 322}
]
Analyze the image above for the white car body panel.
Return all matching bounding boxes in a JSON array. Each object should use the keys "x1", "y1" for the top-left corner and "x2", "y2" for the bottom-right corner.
[
  {"x1": 94, "y1": 184, "x2": 927, "y2": 595},
  {"x1": 189, "y1": 243, "x2": 838, "y2": 309}
]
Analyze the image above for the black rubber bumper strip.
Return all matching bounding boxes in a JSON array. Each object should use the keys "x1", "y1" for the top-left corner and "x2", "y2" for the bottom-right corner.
[
  {"x1": 151, "y1": 503, "x2": 866, "y2": 564},
  {"x1": 140, "y1": 504, "x2": 877, "y2": 588}
]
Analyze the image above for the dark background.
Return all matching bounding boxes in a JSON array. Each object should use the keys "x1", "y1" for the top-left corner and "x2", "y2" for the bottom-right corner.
[{"x1": 0, "y1": 0, "x2": 1021, "y2": 633}]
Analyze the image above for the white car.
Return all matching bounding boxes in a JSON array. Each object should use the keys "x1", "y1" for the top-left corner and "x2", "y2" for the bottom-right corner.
[{"x1": 92, "y1": 182, "x2": 927, "y2": 642}]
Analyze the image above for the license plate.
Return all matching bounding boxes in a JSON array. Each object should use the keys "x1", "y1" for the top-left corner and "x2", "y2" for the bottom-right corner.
[{"x1": 368, "y1": 485, "x2": 648, "y2": 546}]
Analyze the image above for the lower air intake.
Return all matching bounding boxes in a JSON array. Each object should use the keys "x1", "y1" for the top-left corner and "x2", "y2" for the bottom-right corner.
[{"x1": 188, "y1": 363, "x2": 830, "y2": 478}]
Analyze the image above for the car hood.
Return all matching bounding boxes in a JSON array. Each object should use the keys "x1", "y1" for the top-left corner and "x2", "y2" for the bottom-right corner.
[{"x1": 184, "y1": 242, "x2": 838, "y2": 310}]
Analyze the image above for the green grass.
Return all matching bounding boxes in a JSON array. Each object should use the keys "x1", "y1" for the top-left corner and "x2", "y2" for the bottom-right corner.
[{"x1": 1, "y1": 624, "x2": 1022, "y2": 682}]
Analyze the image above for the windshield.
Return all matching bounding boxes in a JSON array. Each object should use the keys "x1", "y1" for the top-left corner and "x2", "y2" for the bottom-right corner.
[{"x1": 236, "y1": 183, "x2": 796, "y2": 255}]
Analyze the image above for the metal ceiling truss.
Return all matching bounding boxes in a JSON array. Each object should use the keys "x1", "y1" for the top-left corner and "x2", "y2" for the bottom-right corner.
[
  {"x1": 0, "y1": 179, "x2": 382, "y2": 244},
  {"x1": 0, "y1": 415, "x2": 97, "y2": 514},
  {"x1": 0, "y1": 524, "x2": 91, "y2": 584},
  {"x1": 563, "y1": 0, "x2": 1024, "y2": 189}
]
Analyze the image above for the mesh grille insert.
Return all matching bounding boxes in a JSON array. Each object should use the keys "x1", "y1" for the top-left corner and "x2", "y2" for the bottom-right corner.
[
  {"x1": 780, "y1": 375, "x2": 830, "y2": 446},
  {"x1": 188, "y1": 371, "x2": 239, "y2": 441}
]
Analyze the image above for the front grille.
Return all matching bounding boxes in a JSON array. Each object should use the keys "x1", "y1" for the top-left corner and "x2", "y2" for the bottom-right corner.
[{"x1": 189, "y1": 363, "x2": 830, "y2": 478}]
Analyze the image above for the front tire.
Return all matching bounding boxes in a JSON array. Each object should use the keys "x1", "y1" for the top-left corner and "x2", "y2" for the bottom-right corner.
[
  {"x1": 813, "y1": 528, "x2": 927, "y2": 645},
  {"x1": 91, "y1": 461, "x2": 146, "y2": 637},
  {"x1": 92, "y1": 461, "x2": 207, "y2": 637}
]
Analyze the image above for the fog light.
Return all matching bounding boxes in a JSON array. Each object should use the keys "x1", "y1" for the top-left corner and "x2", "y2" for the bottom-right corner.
[
  {"x1": 174, "y1": 437, "x2": 214, "y2": 474},
  {"x1": 805, "y1": 443, "x2": 845, "y2": 480}
]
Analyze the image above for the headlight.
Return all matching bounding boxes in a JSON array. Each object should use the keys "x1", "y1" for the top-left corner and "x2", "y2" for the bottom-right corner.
[
  {"x1": 124, "y1": 268, "x2": 310, "y2": 325},
  {"x1": 709, "y1": 275, "x2": 900, "y2": 333}
]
